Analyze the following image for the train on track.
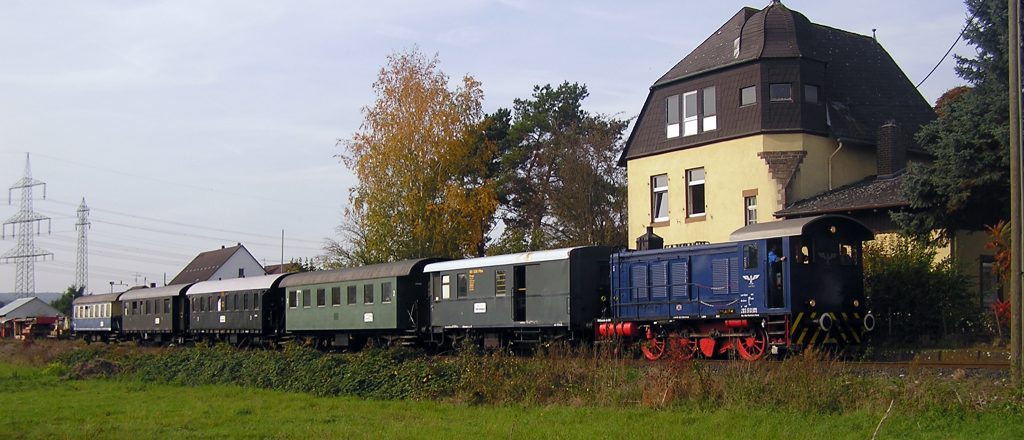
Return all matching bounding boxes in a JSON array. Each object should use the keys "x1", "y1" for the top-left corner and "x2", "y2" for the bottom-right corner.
[{"x1": 71, "y1": 214, "x2": 876, "y2": 361}]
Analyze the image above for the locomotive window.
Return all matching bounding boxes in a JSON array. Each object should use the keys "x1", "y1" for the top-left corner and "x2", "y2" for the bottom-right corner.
[
  {"x1": 317, "y1": 288, "x2": 326, "y2": 307},
  {"x1": 382, "y1": 282, "x2": 393, "y2": 303},
  {"x1": 347, "y1": 286, "x2": 357, "y2": 305},
  {"x1": 839, "y1": 243, "x2": 860, "y2": 266},
  {"x1": 456, "y1": 273, "x2": 468, "y2": 299},
  {"x1": 364, "y1": 284, "x2": 374, "y2": 304},
  {"x1": 495, "y1": 271, "x2": 507, "y2": 296},
  {"x1": 288, "y1": 291, "x2": 297, "y2": 308},
  {"x1": 302, "y1": 290, "x2": 311, "y2": 308},
  {"x1": 332, "y1": 287, "x2": 342, "y2": 306},
  {"x1": 743, "y1": 244, "x2": 758, "y2": 269}
]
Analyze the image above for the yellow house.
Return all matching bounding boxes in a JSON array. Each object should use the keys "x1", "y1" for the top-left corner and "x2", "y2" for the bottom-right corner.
[{"x1": 620, "y1": 1, "x2": 999, "y2": 305}]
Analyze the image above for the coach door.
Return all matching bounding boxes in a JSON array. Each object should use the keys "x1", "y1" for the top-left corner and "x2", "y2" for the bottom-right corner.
[{"x1": 512, "y1": 265, "x2": 526, "y2": 322}]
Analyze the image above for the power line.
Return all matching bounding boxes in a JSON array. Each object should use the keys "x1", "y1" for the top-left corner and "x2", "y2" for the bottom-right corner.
[{"x1": 916, "y1": 19, "x2": 972, "y2": 89}]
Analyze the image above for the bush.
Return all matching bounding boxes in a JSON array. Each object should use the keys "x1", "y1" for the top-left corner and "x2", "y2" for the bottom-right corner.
[{"x1": 863, "y1": 235, "x2": 981, "y2": 345}]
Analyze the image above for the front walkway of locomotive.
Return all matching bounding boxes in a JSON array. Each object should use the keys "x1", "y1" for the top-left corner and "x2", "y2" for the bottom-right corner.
[{"x1": 599, "y1": 214, "x2": 876, "y2": 361}]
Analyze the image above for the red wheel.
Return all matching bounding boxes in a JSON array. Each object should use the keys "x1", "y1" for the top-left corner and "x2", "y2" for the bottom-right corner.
[
  {"x1": 735, "y1": 329, "x2": 768, "y2": 361},
  {"x1": 640, "y1": 337, "x2": 667, "y2": 361},
  {"x1": 668, "y1": 335, "x2": 698, "y2": 360}
]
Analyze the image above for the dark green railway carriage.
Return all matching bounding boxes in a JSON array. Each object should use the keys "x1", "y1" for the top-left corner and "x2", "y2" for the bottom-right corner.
[
  {"x1": 425, "y1": 246, "x2": 613, "y2": 346},
  {"x1": 281, "y1": 258, "x2": 439, "y2": 348},
  {"x1": 186, "y1": 274, "x2": 290, "y2": 345},
  {"x1": 120, "y1": 283, "x2": 193, "y2": 343}
]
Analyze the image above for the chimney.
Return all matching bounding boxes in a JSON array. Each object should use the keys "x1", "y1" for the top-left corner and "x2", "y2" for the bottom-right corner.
[
  {"x1": 876, "y1": 121, "x2": 906, "y2": 176},
  {"x1": 636, "y1": 226, "x2": 664, "y2": 251}
]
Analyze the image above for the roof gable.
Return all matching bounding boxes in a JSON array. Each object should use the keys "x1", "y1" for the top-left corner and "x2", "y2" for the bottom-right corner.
[{"x1": 169, "y1": 244, "x2": 259, "y2": 285}]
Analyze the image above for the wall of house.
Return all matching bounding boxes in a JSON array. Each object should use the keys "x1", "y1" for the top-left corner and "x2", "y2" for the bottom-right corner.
[
  {"x1": 626, "y1": 132, "x2": 882, "y2": 247},
  {"x1": 209, "y1": 251, "x2": 266, "y2": 281}
]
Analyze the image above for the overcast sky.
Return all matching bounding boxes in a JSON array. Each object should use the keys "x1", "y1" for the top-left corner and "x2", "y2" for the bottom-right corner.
[{"x1": 0, "y1": 0, "x2": 974, "y2": 294}]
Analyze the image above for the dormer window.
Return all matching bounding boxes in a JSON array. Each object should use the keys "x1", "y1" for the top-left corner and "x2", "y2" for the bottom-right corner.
[
  {"x1": 740, "y1": 86, "x2": 757, "y2": 106},
  {"x1": 666, "y1": 95, "x2": 680, "y2": 137},
  {"x1": 733, "y1": 37, "x2": 740, "y2": 58},
  {"x1": 770, "y1": 83, "x2": 792, "y2": 102},
  {"x1": 804, "y1": 84, "x2": 820, "y2": 104},
  {"x1": 702, "y1": 87, "x2": 717, "y2": 131},
  {"x1": 683, "y1": 91, "x2": 698, "y2": 136}
]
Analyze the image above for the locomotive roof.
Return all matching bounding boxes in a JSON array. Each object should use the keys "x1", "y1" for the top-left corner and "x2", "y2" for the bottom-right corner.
[
  {"x1": 187, "y1": 274, "x2": 290, "y2": 295},
  {"x1": 279, "y1": 258, "x2": 442, "y2": 288},
  {"x1": 72, "y1": 291, "x2": 125, "y2": 305},
  {"x1": 423, "y1": 247, "x2": 585, "y2": 273},
  {"x1": 119, "y1": 284, "x2": 193, "y2": 301},
  {"x1": 729, "y1": 214, "x2": 873, "y2": 242}
]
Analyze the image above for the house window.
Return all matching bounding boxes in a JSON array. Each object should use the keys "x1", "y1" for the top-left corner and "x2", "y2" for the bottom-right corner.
[
  {"x1": 382, "y1": 282, "x2": 393, "y2": 303},
  {"x1": 441, "y1": 275, "x2": 451, "y2": 300},
  {"x1": 363, "y1": 284, "x2": 374, "y2": 304},
  {"x1": 302, "y1": 289, "x2": 311, "y2": 308},
  {"x1": 666, "y1": 94, "x2": 680, "y2": 138},
  {"x1": 804, "y1": 84, "x2": 819, "y2": 103},
  {"x1": 238, "y1": 268, "x2": 245, "y2": 278},
  {"x1": 651, "y1": 174, "x2": 669, "y2": 222},
  {"x1": 316, "y1": 288, "x2": 326, "y2": 307},
  {"x1": 456, "y1": 273, "x2": 468, "y2": 298},
  {"x1": 686, "y1": 168, "x2": 706, "y2": 217},
  {"x1": 702, "y1": 87, "x2": 717, "y2": 131},
  {"x1": 770, "y1": 83, "x2": 792, "y2": 102},
  {"x1": 332, "y1": 287, "x2": 342, "y2": 306},
  {"x1": 745, "y1": 195, "x2": 757, "y2": 225},
  {"x1": 683, "y1": 91, "x2": 698, "y2": 136},
  {"x1": 740, "y1": 86, "x2": 757, "y2": 106},
  {"x1": 495, "y1": 271, "x2": 507, "y2": 296},
  {"x1": 347, "y1": 285, "x2": 357, "y2": 305}
]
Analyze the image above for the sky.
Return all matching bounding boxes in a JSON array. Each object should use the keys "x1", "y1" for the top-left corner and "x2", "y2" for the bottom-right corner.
[{"x1": 0, "y1": 0, "x2": 974, "y2": 294}]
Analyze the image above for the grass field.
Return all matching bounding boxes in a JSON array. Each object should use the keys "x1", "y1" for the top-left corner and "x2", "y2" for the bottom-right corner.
[{"x1": 0, "y1": 363, "x2": 1020, "y2": 440}]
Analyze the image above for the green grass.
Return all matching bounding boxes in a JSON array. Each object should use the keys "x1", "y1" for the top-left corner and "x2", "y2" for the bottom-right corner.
[{"x1": 0, "y1": 363, "x2": 1021, "y2": 439}]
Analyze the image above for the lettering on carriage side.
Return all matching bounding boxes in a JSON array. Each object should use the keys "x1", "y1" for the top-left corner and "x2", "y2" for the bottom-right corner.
[
  {"x1": 740, "y1": 307, "x2": 758, "y2": 315},
  {"x1": 473, "y1": 302, "x2": 487, "y2": 314},
  {"x1": 363, "y1": 312, "x2": 374, "y2": 323},
  {"x1": 468, "y1": 268, "x2": 484, "y2": 292},
  {"x1": 154, "y1": 317, "x2": 160, "y2": 325}
]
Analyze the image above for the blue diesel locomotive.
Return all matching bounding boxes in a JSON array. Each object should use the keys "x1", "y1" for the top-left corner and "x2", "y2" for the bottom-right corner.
[{"x1": 600, "y1": 214, "x2": 875, "y2": 360}]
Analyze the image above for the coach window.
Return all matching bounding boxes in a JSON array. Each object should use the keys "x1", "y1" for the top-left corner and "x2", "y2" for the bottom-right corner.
[
  {"x1": 332, "y1": 287, "x2": 341, "y2": 306},
  {"x1": 456, "y1": 273, "x2": 468, "y2": 299},
  {"x1": 208, "y1": 296, "x2": 214, "y2": 312},
  {"x1": 495, "y1": 270, "x2": 507, "y2": 297},
  {"x1": 363, "y1": 284, "x2": 374, "y2": 304},
  {"x1": 743, "y1": 244, "x2": 758, "y2": 269},
  {"x1": 302, "y1": 290, "x2": 311, "y2": 308},
  {"x1": 244, "y1": 293, "x2": 251, "y2": 310},
  {"x1": 155, "y1": 299, "x2": 161, "y2": 314},
  {"x1": 347, "y1": 285, "x2": 357, "y2": 305},
  {"x1": 218, "y1": 296, "x2": 225, "y2": 312},
  {"x1": 441, "y1": 275, "x2": 451, "y2": 300},
  {"x1": 132, "y1": 301, "x2": 139, "y2": 315},
  {"x1": 252, "y1": 294, "x2": 260, "y2": 310},
  {"x1": 288, "y1": 291, "x2": 298, "y2": 308},
  {"x1": 382, "y1": 282, "x2": 393, "y2": 303},
  {"x1": 317, "y1": 288, "x2": 326, "y2": 307},
  {"x1": 163, "y1": 298, "x2": 171, "y2": 314}
]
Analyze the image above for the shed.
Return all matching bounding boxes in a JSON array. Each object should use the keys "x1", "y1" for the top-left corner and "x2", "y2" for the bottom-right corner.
[{"x1": 0, "y1": 297, "x2": 63, "y2": 339}]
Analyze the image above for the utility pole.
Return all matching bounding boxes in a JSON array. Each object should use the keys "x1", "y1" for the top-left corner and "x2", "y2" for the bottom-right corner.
[
  {"x1": 1, "y1": 153, "x2": 53, "y2": 297},
  {"x1": 1010, "y1": 0, "x2": 1022, "y2": 386}
]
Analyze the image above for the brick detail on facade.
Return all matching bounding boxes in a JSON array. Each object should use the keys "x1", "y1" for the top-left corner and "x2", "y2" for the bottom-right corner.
[{"x1": 757, "y1": 150, "x2": 807, "y2": 207}]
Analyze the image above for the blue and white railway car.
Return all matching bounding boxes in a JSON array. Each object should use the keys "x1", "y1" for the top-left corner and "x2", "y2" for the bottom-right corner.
[{"x1": 71, "y1": 292, "x2": 124, "y2": 343}]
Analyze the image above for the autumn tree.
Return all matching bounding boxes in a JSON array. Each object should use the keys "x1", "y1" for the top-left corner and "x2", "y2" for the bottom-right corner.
[
  {"x1": 489, "y1": 82, "x2": 629, "y2": 253},
  {"x1": 332, "y1": 49, "x2": 498, "y2": 264}
]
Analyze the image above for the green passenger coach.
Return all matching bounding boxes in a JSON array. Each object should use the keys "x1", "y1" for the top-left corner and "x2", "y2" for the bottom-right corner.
[{"x1": 281, "y1": 258, "x2": 441, "y2": 349}]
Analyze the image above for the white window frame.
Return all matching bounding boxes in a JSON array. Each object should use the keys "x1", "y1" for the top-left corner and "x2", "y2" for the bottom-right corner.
[
  {"x1": 441, "y1": 275, "x2": 451, "y2": 300},
  {"x1": 702, "y1": 87, "x2": 717, "y2": 132},
  {"x1": 682, "y1": 91, "x2": 698, "y2": 136},
  {"x1": 686, "y1": 168, "x2": 706, "y2": 218},
  {"x1": 666, "y1": 95, "x2": 680, "y2": 138},
  {"x1": 745, "y1": 195, "x2": 757, "y2": 225},
  {"x1": 651, "y1": 174, "x2": 669, "y2": 222}
]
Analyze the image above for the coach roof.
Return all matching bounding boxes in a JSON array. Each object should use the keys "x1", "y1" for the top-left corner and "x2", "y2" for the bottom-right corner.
[
  {"x1": 423, "y1": 247, "x2": 585, "y2": 273},
  {"x1": 187, "y1": 274, "x2": 290, "y2": 295},
  {"x1": 120, "y1": 284, "x2": 193, "y2": 301},
  {"x1": 279, "y1": 258, "x2": 441, "y2": 288}
]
